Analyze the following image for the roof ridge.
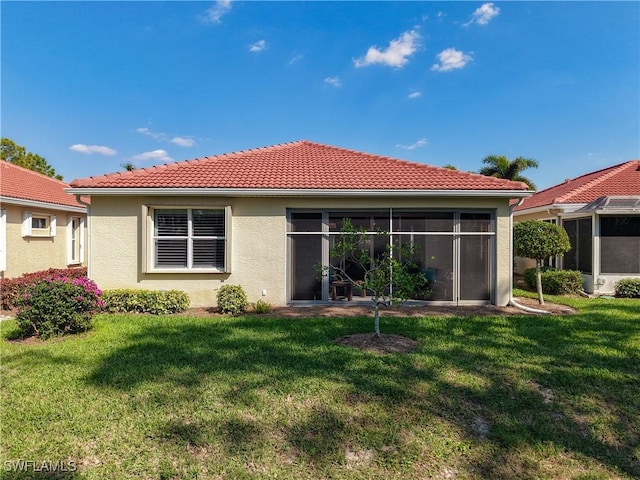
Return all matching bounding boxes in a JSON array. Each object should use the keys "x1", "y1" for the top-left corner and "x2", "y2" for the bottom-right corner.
[{"x1": 554, "y1": 160, "x2": 637, "y2": 203}]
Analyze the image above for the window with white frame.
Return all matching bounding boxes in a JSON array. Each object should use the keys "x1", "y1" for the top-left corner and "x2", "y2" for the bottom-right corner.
[
  {"x1": 67, "y1": 216, "x2": 84, "y2": 265},
  {"x1": 22, "y1": 212, "x2": 56, "y2": 237},
  {"x1": 151, "y1": 207, "x2": 227, "y2": 271}
]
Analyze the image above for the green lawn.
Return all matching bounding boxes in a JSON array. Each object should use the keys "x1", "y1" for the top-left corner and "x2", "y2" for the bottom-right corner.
[{"x1": 1, "y1": 294, "x2": 639, "y2": 479}]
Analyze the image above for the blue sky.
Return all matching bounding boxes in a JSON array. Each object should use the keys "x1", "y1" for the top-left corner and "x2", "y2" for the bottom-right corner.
[{"x1": 2, "y1": 1, "x2": 639, "y2": 190}]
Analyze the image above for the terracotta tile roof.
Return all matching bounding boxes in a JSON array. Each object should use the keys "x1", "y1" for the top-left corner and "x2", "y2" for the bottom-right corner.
[
  {"x1": 515, "y1": 160, "x2": 640, "y2": 211},
  {"x1": 0, "y1": 161, "x2": 87, "y2": 209},
  {"x1": 69, "y1": 140, "x2": 529, "y2": 191}
]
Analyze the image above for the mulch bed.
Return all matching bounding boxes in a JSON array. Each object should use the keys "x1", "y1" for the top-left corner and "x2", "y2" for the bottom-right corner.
[{"x1": 184, "y1": 296, "x2": 576, "y2": 319}]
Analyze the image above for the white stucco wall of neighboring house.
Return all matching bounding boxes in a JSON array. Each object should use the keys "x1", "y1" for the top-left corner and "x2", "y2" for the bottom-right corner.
[
  {"x1": 0, "y1": 202, "x2": 87, "y2": 279},
  {"x1": 86, "y1": 195, "x2": 516, "y2": 307}
]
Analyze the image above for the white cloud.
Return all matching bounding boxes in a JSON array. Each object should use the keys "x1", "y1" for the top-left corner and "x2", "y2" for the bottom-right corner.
[
  {"x1": 249, "y1": 39, "x2": 267, "y2": 52},
  {"x1": 137, "y1": 127, "x2": 195, "y2": 147},
  {"x1": 133, "y1": 150, "x2": 173, "y2": 163},
  {"x1": 136, "y1": 127, "x2": 164, "y2": 140},
  {"x1": 465, "y1": 3, "x2": 500, "y2": 26},
  {"x1": 170, "y1": 137, "x2": 196, "y2": 147},
  {"x1": 201, "y1": 0, "x2": 232, "y2": 24},
  {"x1": 289, "y1": 52, "x2": 303, "y2": 65},
  {"x1": 354, "y1": 30, "x2": 420, "y2": 68},
  {"x1": 324, "y1": 76, "x2": 341, "y2": 88},
  {"x1": 408, "y1": 91, "x2": 422, "y2": 99},
  {"x1": 69, "y1": 144, "x2": 117, "y2": 156},
  {"x1": 432, "y1": 48, "x2": 473, "y2": 72},
  {"x1": 396, "y1": 138, "x2": 428, "y2": 151}
]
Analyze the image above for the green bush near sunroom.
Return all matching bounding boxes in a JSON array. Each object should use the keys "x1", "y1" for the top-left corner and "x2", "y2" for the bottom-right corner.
[{"x1": 523, "y1": 267, "x2": 583, "y2": 295}]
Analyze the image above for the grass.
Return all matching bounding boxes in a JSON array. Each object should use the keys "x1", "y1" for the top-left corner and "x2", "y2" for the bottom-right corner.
[{"x1": 1, "y1": 293, "x2": 639, "y2": 479}]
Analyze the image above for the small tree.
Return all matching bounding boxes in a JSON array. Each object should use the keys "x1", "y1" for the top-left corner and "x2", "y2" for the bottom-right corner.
[
  {"x1": 514, "y1": 220, "x2": 571, "y2": 304},
  {"x1": 324, "y1": 219, "x2": 429, "y2": 337}
]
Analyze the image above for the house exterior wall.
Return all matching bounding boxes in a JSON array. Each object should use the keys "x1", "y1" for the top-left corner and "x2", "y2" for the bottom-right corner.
[
  {"x1": 514, "y1": 209, "x2": 640, "y2": 295},
  {"x1": 0, "y1": 202, "x2": 87, "y2": 279},
  {"x1": 87, "y1": 195, "x2": 515, "y2": 307}
]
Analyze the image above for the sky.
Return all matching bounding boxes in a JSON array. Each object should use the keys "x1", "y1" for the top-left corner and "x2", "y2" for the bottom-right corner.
[{"x1": 2, "y1": 1, "x2": 639, "y2": 191}]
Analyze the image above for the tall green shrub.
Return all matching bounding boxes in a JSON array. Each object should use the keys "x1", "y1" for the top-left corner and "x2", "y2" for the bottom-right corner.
[{"x1": 15, "y1": 276, "x2": 103, "y2": 339}]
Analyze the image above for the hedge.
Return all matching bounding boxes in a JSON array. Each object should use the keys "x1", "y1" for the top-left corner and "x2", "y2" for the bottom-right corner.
[
  {"x1": 523, "y1": 268, "x2": 583, "y2": 295},
  {"x1": 101, "y1": 289, "x2": 190, "y2": 315}
]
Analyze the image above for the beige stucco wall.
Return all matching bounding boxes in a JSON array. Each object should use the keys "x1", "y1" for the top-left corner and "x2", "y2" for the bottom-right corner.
[
  {"x1": 1, "y1": 203, "x2": 87, "y2": 279},
  {"x1": 87, "y1": 195, "x2": 516, "y2": 307}
]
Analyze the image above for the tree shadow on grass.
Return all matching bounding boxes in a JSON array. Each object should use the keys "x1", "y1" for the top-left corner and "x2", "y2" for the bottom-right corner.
[
  {"x1": 1, "y1": 469, "x2": 82, "y2": 480},
  {"x1": 84, "y1": 312, "x2": 639, "y2": 478},
  {"x1": 409, "y1": 312, "x2": 640, "y2": 478},
  {"x1": 2, "y1": 349, "x2": 76, "y2": 369}
]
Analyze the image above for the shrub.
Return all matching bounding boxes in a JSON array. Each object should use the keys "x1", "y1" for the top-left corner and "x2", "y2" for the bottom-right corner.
[
  {"x1": 101, "y1": 289, "x2": 190, "y2": 314},
  {"x1": 523, "y1": 266, "x2": 553, "y2": 291},
  {"x1": 253, "y1": 299, "x2": 273, "y2": 314},
  {"x1": 523, "y1": 268, "x2": 583, "y2": 295},
  {"x1": 14, "y1": 276, "x2": 102, "y2": 339},
  {"x1": 615, "y1": 278, "x2": 640, "y2": 298},
  {"x1": 216, "y1": 285, "x2": 248, "y2": 315},
  {"x1": 1, "y1": 267, "x2": 87, "y2": 310}
]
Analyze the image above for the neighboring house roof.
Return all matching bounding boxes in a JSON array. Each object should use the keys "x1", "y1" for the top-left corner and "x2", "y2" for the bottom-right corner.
[
  {"x1": 0, "y1": 160, "x2": 87, "y2": 211},
  {"x1": 68, "y1": 140, "x2": 530, "y2": 195},
  {"x1": 514, "y1": 160, "x2": 640, "y2": 212}
]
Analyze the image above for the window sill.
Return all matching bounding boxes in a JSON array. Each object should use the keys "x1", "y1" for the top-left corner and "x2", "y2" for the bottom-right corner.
[{"x1": 147, "y1": 268, "x2": 228, "y2": 274}]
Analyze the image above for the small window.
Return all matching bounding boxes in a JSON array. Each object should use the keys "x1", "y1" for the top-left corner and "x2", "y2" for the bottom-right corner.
[
  {"x1": 22, "y1": 212, "x2": 56, "y2": 238},
  {"x1": 32, "y1": 216, "x2": 49, "y2": 230}
]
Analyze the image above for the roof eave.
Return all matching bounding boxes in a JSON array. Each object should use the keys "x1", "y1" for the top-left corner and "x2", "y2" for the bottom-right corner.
[
  {"x1": 514, "y1": 202, "x2": 588, "y2": 216},
  {"x1": 65, "y1": 187, "x2": 533, "y2": 198},
  {"x1": 0, "y1": 196, "x2": 87, "y2": 213}
]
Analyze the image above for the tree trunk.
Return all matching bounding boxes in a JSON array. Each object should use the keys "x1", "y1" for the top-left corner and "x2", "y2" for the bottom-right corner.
[
  {"x1": 374, "y1": 303, "x2": 380, "y2": 338},
  {"x1": 536, "y1": 261, "x2": 545, "y2": 305}
]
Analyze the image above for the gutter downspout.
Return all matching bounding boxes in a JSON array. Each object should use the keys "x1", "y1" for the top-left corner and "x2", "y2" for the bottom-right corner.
[
  {"x1": 509, "y1": 198, "x2": 549, "y2": 315},
  {"x1": 75, "y1": 195, "x2": 91, "y2": 279}
]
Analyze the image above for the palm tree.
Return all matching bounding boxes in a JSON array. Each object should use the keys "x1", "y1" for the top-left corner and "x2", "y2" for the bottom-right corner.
[{"x1": 479, "y1": 155, "x2": 539, "y2": 190}]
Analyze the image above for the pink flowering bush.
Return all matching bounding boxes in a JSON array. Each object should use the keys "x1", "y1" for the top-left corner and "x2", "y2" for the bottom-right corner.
[
  {"x1": 15, "y1": 276, "x2": 103, "y2": 339},
  {"x1": 1, "y1": 267, "x2": 87, "y2": 310}
]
